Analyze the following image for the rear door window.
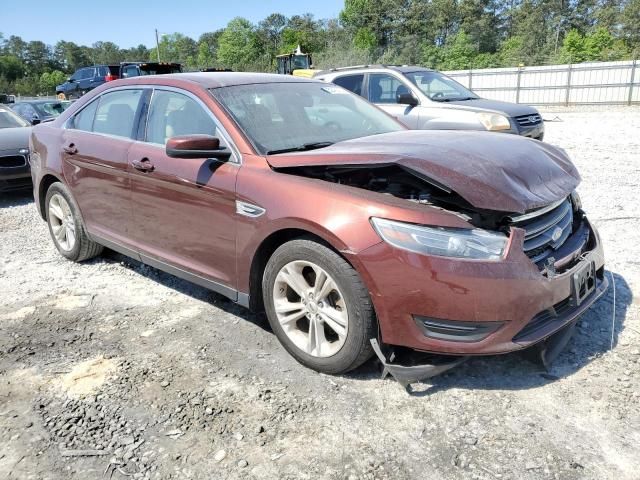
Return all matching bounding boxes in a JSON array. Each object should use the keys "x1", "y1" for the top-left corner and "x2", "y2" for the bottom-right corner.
[
  {"x1": 71, "y1": 89, "x2": 143, "y2": 137},
  {"x1": 93, "y1": 89, "x2": 143, "y2": 138},
  {"x1": 333, "y1": 74, "x2": 364, "y2": 97}
]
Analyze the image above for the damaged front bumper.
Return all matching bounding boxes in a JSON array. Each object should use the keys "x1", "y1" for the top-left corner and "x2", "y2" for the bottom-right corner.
[{"x1": 352, "y1": 217, "x2": 608, "y2": 384}]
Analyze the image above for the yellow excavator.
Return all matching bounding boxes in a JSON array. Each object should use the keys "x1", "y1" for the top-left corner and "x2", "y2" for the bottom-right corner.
[{"x1": 276, "y1": 45, "x2": 315, "y2": 78}]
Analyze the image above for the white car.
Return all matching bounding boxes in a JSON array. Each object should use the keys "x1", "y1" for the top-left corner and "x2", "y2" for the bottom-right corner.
[{"x1": 315, "y1": 65, "x2": 544, "y2": 140}]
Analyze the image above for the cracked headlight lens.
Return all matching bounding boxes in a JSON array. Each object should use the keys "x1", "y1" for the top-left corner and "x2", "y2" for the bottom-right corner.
[{"x1": 371, "y1": 217, "x2": 508, "y2": 260}]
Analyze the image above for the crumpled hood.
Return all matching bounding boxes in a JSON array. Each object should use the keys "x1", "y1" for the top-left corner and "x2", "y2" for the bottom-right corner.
[{"x1": 266, "y1": 130, "x2": 580, "y2": 213}]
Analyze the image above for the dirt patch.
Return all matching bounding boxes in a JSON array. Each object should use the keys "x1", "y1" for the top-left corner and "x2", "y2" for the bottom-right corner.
[{"x1": 59, "y1": 357, "x2": 118, "y2": 397}]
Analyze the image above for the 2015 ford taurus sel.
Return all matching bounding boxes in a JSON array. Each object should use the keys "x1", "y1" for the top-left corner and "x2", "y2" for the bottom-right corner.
[{"x1": 29, "y1": 73, "x2": 607, "y2": 376}]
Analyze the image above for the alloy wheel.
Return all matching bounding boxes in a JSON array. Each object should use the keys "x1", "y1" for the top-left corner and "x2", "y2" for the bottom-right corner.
[
  {"x1": 273, "y1": 260, "x2": 349, "y2": 357},
  {"x1": 48, "y1": 193, "x2": 76, "y2": 252}
]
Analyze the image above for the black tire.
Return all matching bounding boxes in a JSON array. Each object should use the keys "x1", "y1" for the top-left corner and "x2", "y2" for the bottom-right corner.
[
  {"x1": 45, "y1": 182, "x2": 103, "y2": 262},
  {"x1": 262, "y1": 239, "x2": 375, "y2": 374}
]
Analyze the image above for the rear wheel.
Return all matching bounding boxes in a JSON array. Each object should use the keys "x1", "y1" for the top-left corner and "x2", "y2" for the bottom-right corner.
[
  {"x1": 262, "y1": 239, "x2": 375, "y2": 374},
  {"x1": 45, "y1": 183, "x2": 103, "y2": 262}
]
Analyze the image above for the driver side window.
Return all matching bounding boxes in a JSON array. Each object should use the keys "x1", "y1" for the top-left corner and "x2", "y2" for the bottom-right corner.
[
  {"x1": 145, "y1": 90, "x2": 228, "y2": 148},
  {"x1": 368, "y1": 74, "x2": 407, "y2": 104}
]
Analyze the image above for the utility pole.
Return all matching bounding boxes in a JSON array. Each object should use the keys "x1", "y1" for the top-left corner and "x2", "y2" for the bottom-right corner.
[{"x1": 155, "y1": 29, "x2": 161, "y2": 62}]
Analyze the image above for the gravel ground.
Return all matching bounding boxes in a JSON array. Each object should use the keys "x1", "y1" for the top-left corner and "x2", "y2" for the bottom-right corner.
[{"x1": 1, "y1": 108, "x2": 639, "y2": 480}]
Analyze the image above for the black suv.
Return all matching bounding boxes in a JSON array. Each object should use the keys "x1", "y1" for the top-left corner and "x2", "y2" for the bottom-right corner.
[{"x1": 56, "y1": 65, "x2": 119, "y2": 100}]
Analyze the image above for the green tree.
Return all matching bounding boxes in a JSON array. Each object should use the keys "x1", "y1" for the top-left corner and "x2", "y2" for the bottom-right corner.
[
  {"x1": 281, "y1": 14, "x2": 324, "y2": 53},
  {"x1": 0, "y1": 55, "x2": 24, "y2": 81},
  {"x1": 195, "y1": 31, "x2": 223, "y2": 69},
  {"x1": 622, "y1": 0, "x2": 640, "y2": 54},
  {"x1": 53, "y1": 41, "x2": 91, "y2": 72},
  {"x1": 92, "y1": 41, "x2": 123, "y2": 64},
  {"x1": 217, "y1": 18, "x2": 262, "y2": 71},
  {"x1": 258, "y1": 13, "x2": 287, "y2": 57},
  {"x1": 439, "y1": 31, "x2": 478, "y2": 69},
  {"x1": 340, "y1": 0, "x2": 403, "y2": 49},
  {"x1": 40, "y1": 70, "x2": 66, "y2": 94}
]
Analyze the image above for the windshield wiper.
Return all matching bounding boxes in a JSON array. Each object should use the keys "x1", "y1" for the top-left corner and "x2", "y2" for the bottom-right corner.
[{"x1": 266, "y1": 142, "x2": 334, "y2": 155}]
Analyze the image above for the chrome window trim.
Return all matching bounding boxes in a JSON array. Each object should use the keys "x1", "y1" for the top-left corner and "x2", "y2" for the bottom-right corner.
[
  {"x1": 65, "y1": 84, "x2": 241, "y2": 165},
  {"x1": 63, "y1": 86, "x2": 144, "y2": 133}
]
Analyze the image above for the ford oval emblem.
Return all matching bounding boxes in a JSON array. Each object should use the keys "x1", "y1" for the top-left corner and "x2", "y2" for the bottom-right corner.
[{"x1": 551, "y1": 226, "x2": 563, "y2": 242}]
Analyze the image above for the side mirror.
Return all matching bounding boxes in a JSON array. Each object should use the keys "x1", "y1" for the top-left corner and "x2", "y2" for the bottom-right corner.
[
  {"x1": 67, "y1": 78, "x2": 75, "y2": 83},
  {"x1": 166, "y1": 135, "x2": 232, "y2": 161},
  {"x1": 31, "y1": 115, "x2": 41, "y2": 125},
  {"x1": 397, "y1": 92, "x2": 419, "y2": 107}
]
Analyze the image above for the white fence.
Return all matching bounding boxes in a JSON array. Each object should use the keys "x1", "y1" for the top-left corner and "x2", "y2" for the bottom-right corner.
[{"x1": 443, "y1": 60, "x2": 640, "y2": 106}]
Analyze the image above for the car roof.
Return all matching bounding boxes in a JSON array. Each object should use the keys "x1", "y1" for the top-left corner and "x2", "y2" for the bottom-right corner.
[
  {"x1": 317, "y1": 65, "x2": 435, "y2": 76},
  {"x1": 16, "y1": 100, "x2": 61, "y2": 105},
  {"x1": 111, "y1": 72, "x2": 321, "y2": 89}
]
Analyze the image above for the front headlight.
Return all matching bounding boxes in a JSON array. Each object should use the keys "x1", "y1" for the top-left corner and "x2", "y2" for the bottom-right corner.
[
  {"x1": 477, "y1": 112, "x2": 511, "y2": 131},
  {"x1": 371, "y1": 218, "x2": 508, "y2": 260}
]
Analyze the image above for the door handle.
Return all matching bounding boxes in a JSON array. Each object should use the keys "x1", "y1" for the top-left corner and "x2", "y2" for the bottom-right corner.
[
  {"x1": 132, "y1": 158, "x2": 155, "y2": 173},
  {"x1": 63, "y1": 143, "x2": 78, "y2": 155}
]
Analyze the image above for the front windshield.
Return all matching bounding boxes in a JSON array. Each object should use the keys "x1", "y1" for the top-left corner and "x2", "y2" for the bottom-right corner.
[
  {"x1": 405, "y1": 71, "x2": 478, "y2": 102},
  {"x1": 291, "y1": 55, "x2": 310, "y2": 70},
  {"x1": 37, "y1": 102, "x2": 66, "y2": 117},
  {"x1": 0, "y1": 107, "x2": 30, "y2": 128},
  {"x1": 211, "y1": 82, "x2": 403, "y2": 154}
]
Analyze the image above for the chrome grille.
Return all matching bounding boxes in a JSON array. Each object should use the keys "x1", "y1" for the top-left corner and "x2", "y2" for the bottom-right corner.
[
  {"x1": 514, "y1": 114, "x2": 542, "y2": 127},
  {"x1": 510, "y1": 198, "x2": 573, "y2": 264},
  {"x1": 0, "y1": 155, "x2": 27, "y2": 168}
]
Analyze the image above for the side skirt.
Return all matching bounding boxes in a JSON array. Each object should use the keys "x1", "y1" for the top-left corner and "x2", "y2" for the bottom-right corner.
[{"x1": 90, "y1": 233, "x2": 250, "y2": 307}]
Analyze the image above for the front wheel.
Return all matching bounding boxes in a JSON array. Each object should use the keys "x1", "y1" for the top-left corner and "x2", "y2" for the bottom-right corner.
[{"x1": 262, "y1": 239, "x2": 375, "y2": 374}]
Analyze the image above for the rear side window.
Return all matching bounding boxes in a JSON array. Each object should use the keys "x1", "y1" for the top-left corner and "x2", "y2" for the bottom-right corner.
[
  {"x1": 71, "y1": 89, "x2": 143, "y2": 138},
  {"x1": 333, "y1": 74, "x2": 364, "y2": 97},
  {"x1": 93, "y1": 90, "x2": 143, "y2": 138}
]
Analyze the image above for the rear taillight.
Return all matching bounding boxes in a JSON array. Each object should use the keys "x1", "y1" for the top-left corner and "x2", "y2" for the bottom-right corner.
[{"x1": 105, "y1": 74, "x2": 118, "y2": 81}]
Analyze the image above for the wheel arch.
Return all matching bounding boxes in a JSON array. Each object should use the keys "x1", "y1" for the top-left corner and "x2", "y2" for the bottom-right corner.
[
  {"x1": 38, "y1": 173, "x2": 64, "y2": 220},
  {"x1": 247, "y1": 227, "x2": 364, "y2": 313}
]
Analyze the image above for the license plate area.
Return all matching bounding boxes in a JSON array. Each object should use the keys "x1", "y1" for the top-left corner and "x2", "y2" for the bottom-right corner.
[{"x1": 571, "y1": 261, "x2": 596, "y2": 306}]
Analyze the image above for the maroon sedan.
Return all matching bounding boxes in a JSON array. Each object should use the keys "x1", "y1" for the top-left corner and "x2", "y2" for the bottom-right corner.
[{"x1": 29, "y1": 73, "x2": 607, "y2": 376}]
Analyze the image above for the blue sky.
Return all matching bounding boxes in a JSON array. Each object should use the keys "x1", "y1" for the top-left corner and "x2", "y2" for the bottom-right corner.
[{"x1": 4, "y1": 0, "x2": 344, "y2": 48}]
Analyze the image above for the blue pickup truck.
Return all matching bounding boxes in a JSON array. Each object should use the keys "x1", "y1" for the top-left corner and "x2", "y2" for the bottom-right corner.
[{"x1": 56, "y1": 62, "x2": 182, "y2": 100}]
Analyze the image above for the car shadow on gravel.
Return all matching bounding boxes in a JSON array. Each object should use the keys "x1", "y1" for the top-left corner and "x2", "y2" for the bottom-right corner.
[
  {"x1": 101, "y1": 249, "x2": 271, "y2": 332},
  {"x1": 0, "y1": 188, "x2": 33, "y2": 208},
  {"x1": 346, "y1": 271, "x2": 632, "y2": 396},
  {"x1": 94, "y1": 250, "x2": 633, "y2": 395}
]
